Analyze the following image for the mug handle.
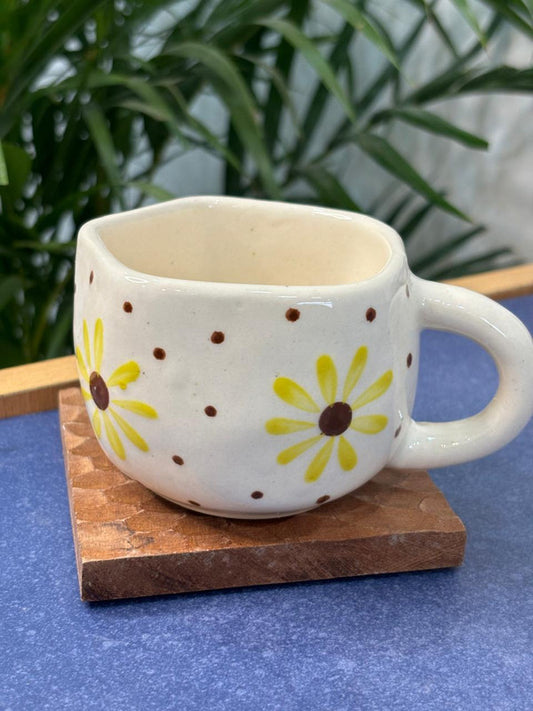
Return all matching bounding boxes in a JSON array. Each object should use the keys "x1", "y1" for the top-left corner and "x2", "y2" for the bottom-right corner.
[{"x1": 388, "y1": 277, "x2": 533, "y2": 469}]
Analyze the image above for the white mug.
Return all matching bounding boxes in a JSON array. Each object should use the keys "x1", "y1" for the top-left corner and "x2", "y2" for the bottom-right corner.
[{"x1": 73, "y1": 197, "x2": 533, "y2": 518}]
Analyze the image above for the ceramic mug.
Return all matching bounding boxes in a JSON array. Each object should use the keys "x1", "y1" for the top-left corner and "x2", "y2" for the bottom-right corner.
[{"x1": 73, "y1": 197, "x2": 533, "y2": 518}]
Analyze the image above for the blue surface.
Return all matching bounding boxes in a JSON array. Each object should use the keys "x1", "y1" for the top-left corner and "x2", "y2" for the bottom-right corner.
[{"x1": 1, "y1": 296, "x2": 532, "y2": 711}]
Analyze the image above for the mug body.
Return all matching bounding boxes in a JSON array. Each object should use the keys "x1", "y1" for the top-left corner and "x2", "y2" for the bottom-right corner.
[{"x1": 73, "y1": 197, "x2": 416, "y2": 518}]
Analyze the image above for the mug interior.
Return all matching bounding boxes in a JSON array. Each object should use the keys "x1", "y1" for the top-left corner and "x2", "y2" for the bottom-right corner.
[{"x1": 97, "y1": 199, "x2": 392, "y2": 286}]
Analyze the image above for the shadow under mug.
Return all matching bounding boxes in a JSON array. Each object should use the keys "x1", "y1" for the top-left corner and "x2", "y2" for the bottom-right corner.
[{"x1": 73, "y1": 197, "x2": 533, "y2": 518}]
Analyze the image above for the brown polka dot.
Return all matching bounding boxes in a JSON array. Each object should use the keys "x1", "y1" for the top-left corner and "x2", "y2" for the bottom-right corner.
[
  {"x1": 251, "y1": 491, "x2": 263, "y2": 499},
  {"x1": 394, "y1": 425, "x2": 402, "y2": 438},
  {"x1": 285, "y1": 308, "x2": 300, "y2": 322},
  {"x1": 188, "y1": 500, "x2": 201, "y2": 507},
  {"x1": 204, "y1": 405, "x2": 217, "y2": 417},
  {"x1": 366, "y1": 307, "x2": 376, "y2": 322},
  {"x1": 172, "y1": 455, "x2": 184, "y2": 465},
  {"x1": 406, "y1": 284, "x2": 410, "y2": 298},
  {"x1": 407, "y1": 353, "x2": 413, "y2": 368},
  {"x1": 316, "y1": 495, "x2": 330, "y2": 504},
  {"x1": 123, "y1": 301, "x2": 133, "y2": 313},
  {"x1": 210, "y1": 331, "x2": 225, "y2": 344},
  {"x1": 89, "y1": 270, "x2": 94, "y2": 284},
  {"x1": 153, "y1": 347, "x2": 166, "y2": 360}
]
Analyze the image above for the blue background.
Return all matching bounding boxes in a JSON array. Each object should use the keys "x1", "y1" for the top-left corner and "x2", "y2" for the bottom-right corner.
[{"x1": 1, "y1": 296, "x2": 532, "y2": 710}]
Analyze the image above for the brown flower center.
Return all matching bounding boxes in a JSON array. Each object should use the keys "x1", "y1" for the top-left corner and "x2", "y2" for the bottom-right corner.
[
  {"x1": 318, "y1": 402, "x2": 352, "y2": 437},
  {"x1": 89, "y1": 371, "x2": 109, "y2": 410}
]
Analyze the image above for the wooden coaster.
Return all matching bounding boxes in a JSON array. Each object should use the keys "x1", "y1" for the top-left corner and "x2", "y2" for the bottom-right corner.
[{"x1": 59, "y1": 387, "x2": 466, "y2": 601}]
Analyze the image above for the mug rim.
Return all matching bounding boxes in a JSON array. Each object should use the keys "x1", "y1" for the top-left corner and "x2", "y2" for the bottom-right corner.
[{"x1": 77, "y1": 196, "x2": 407, "y2": 295}]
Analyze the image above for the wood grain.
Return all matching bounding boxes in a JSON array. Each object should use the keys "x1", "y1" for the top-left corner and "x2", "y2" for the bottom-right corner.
[
  {"x1": 2, "y1": 264, "x2": 532, "y2": 419},
  {"x1": 0, "y1": 355, "x2": 78, "y2": 419},
  {"x1": 444, "y1": 263, "x2": 533, "y2": 301},
  {"x1": 59, "y1": 387, "x2": 466, "y2": 601}
]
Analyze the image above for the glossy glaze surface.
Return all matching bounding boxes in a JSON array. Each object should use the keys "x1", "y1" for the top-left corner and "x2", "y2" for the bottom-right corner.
[{"x1": 73, "y1": 197, "x2": 533, "y2": 517}]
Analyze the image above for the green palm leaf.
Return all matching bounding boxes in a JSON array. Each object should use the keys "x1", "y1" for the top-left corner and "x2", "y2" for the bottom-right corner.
[
  {"x1": 356, "y1": 134, "x2": 470, "y2": 221},
  {"x1": 0, "y1": 142, "x2": 7, "y2": 186},
  {"x1": 323, "y1": 0, "x2": 400, "y2": 68},
  {"x1": 298, "y1": 165, "x2": 363, "y2": 212},
  {"x1": 0, "y1": 0, "x2": 529, "y2": 367},
  {"x1": 451, "y1": 0, "x2": 488, "y2": 46},
  {"x1": 83, "y1": 104, "x2": 125, "y2": 210},
  {"x1": 372, "y1": 107, "x2": 489, "y2": 149},
  {"x1": 258, "y1": 17, "x2": 357, "y2": 124},
  {"x1": 167, "y1": 41, "x2": 280, "y2": 198}
]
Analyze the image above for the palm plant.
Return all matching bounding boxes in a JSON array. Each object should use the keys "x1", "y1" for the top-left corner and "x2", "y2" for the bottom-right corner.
[{"x1": 0, "y1": 0, "x2": 531, "y2": 366}]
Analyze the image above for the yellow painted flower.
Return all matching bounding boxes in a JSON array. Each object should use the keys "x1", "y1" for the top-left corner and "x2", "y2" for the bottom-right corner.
[
  {"x1": 76, "y1": 318, "x2": 157, "y2": 460},
  {"x1": 266, "y1": 347, "x2": 392, "y2": 483}
]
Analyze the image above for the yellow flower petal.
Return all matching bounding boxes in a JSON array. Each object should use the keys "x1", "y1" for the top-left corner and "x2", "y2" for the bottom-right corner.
[
  {"x1": 338, "y1": 436, "x2": 357, "y2": 471},
  {"x1": 111, "y1": 399, "x2": 158, "y2": 418},
  {"x1": 265, "y1": 418, "x2": 316, "y2": 435},
  {"x1": 109, "y1": 407, "x2": 149, "y2": 452},
  {"x1": 94, "y1": 318, "x2": 104, "y2": 372},
  {"x1": 316, "y1": 355, "x2": 337, "y2": 405},
  {"x1": 277, "y1": 435, "x2": 322, "y2": 465},
  {"x1": 107, "y1": 361, "x2": 141, "y2": 390},
  {"x1": 342, "y1": 346, "x2": 368, "y2": 401},
  {"x1": 92, "y1": 408, "x2": 102, "y2": 438},
  {"x1": 81, "y1": 386, "x2": 91, "y2": 401},
  {"x1": 305, "y1": 437, "x2": 334, "y2": 483},
  {"x1": 273, "y1": 377, "x2": 320, "y2": 413},
  {"x1": 83, "y1": 319, "x2": 92, "y2": 370},
  {"x1": 350, "y1": 414, "x2": 388, "y2": 434},
  {"x1": 351, "y1": 370, "x2": 393, "y2": 411},
  {"x1": 103, "y1": 411, "x2": 125, "y2": 460},
  {"x1": 75, "y1": 346, "x2": 89, "y2": 383}
]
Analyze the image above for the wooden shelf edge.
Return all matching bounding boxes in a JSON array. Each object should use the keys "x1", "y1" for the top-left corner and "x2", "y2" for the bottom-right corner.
[
  {"x1": 0, "y1": 355, "x2": 78, "y2": 419},
  {"x1": 444, "y1": 263, "x2": 533, "y2": 301},
  {"x1": 1, "y1": 263, "x2": 532, "y2": 419}
]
